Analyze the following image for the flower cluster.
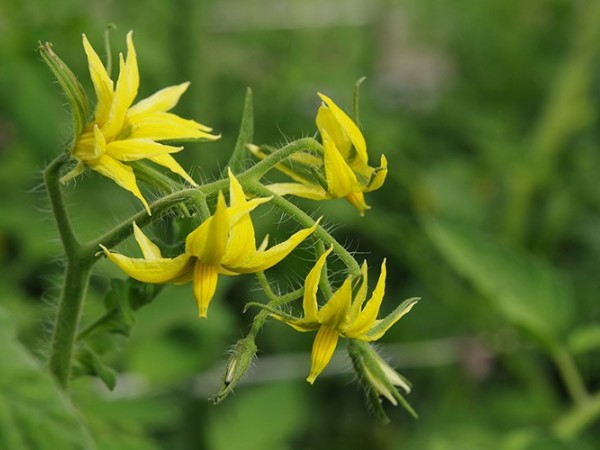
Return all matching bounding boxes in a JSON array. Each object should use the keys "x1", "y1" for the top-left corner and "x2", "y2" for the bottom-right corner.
[{"x1": 41, "y1": 29, "x2": 418, "y2": 421}]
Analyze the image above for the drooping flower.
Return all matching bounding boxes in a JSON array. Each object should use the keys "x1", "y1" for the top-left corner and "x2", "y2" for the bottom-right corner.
[
  {"x1": 249, "y1": 93, "x2": 387, "y2": 215},
  {"x1": 101, "y1": 169, "x2": 319, "y2": 317},
  {"x1": 64, "y1": 31, "x2": 220, "y2": 214},
  {"x1": 262, "y1": 246, "x2": 417, "y2": 383}
]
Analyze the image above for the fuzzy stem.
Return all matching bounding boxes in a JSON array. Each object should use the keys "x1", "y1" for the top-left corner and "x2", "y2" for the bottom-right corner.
[
  {"x1": 246, "y1": 181, "x2": 361, "y2": 276},
  {"x1": 549, "y1": 343, "x2": 589, "y2": 407},
  {"x1": 554, "y1": 390, "x2": 600, "y2": 439}
]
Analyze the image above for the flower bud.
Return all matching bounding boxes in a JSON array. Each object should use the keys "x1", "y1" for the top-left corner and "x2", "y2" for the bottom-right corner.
[{"x1": 212, "y1": 337, "x2": 257, "y2": 404}]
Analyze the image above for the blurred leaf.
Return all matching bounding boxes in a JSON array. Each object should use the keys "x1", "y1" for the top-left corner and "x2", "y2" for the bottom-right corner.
[
  {"x1": 567, "y1": 325, "x2": 600, "y2": 355},
  {"x1": 207, "y1": 382, "x2": 308, "y2": 450},
  {"x1": 74, "y1": 346, "x2": 117, "y2": 391},
  {"x1": 0, "y1": 308, "x2": 94, "y2": 450},
  {"x1": 423, "y1": 217, "x2": 574, "y2": 345}
]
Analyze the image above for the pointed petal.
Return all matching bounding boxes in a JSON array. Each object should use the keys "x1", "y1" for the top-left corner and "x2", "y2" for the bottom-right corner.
[
  {"x1": 344, "y1": 191, "x2": 370, "y2": 216},
  {"x1": 185, "y1": 192, "x2": 229, "y2": 263},
  {"x1": 106, "y1": 139, "x2": 183, "y2": 162},
  {"x1": 302, "y1": 246, "x2": 334, "y2": 323},
  {"x1": 225, "y1": 218, "x2": 320, "y2": 273},
  {"x1": 264, "y1": 182, "x2": 327, "y2": 200},
  {"x1": 128, "y1": 82, "x2": 190, "y2": 116},
  {"x1": 82, "y1": 34, "x2": 114, "y2": 124},
  {"x1": 343, "y1": 259, "x2": 387, "y2": 338},
  {"x1": 366, "y1": 297, "x2": 419, "y2": 341},
  {"x1": 364, "y1": 154, "x2": 388, "y2": 192},
  {"x1": 316, "y1": 103, "x2": 353, "y2": 162},
  {"x1": 128, "y1": 112, "x2": 220, "y2": 141},
  {"x1": 348, "y1": 260, "x2": 369, "y2": 322},
  {"x1": 147, "y1": 153, "x2": 197, "y2": 186},
  {"x1": 307, "y1": 326, "x2": 339, "y2": 384},
  {"x1": 101, "y1": 245, "x2": 192, "y2": 283},
  {"x1": 193, "y1": 262, "x2": 220, "y2": 318},
  {"x1": 132, "y1": 222, "x2": 162, "y2": 259},
  {"x1": 221, "y1": 170, "x2": 257, "y2": 264},
  {"x1": 316, "y1": 276, "x2": 352, "y2": 328},
  {"x1": 102, "y1": 32, "x2": 139, "y2": 140},
  {"x1": 322, "y1": 131, "x2": 360, "y2": 198},
  {"x1": 59, "y1": 161, "x2": 86, "y2": 184},
  {"x1": 88, "y1": 154, "x2": 150, "y2": 215},
  {"x1": 317, "y1": 92, "x2": 367, "y2": 164}
]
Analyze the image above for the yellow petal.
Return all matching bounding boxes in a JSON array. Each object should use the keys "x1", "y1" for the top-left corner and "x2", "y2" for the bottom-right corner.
[
  {"x1": 316, "y1": 103, "x2": 353, "y2": 162},
  {"x1": 88, "y1": 154, "x2": 150, "y2": 215},
  {"x1": 193, "y1": 262, "x2": 219, "y2": 318},
  {"x1": 106, "y1": 139, "x2": 183, "y2": 162},
  {"x1": 147, "y1": 153, "x2": 197, "y2": 186},
  {"x1": 101, "y1": 245, "x2": 192, "y2": 283},
  {"x1": 303, "y1": 246, "x2": 334, "y2": 323},
  {"x1": 132, "y1": 222, "x2": 162, "y2": 259},
  {"x1": 322, "y1": 131, "x2": 360, "y2": 198},
  {"x1": 364, "y1": 154, "x2": 388, "y2": 193},
  {"x1": 264, "y1": 182, "x2": 327, "y2": 200},
  {"x1": 348, "y1": 260, "x2": 369, "y2": 322},
  {"x1": 221, "y1": 170, "x2": 257, "y2": 264},
  {"x1": 342, "y1": 259, "x2": 387, "y2": 338},
  {"x1": 317, "y1": 92, "x2": 367, "y2": 165},
  {"x1": 82, "y1": 34, "x2": 114, "y2": 124},
  {"x1": 316, "y1": 276, "x2": 352, "y2": 328},
  {"x1": 102, "y1": 32, "x2": 139, "y2": 140},
  {"x1": 128, "y1": 112, "x2": 219, "y2": 141},
  {"x1": 185, "y1": 192, "x2": 229, "y2": 264},
  {"x1": 225, "y1": 218, "x2": 320, "y2": 273},
  {"x1": 344, "y1": 191, "x2": 370, "y2": 216},
  {"x1": 128, "y1": 82, "x2": 190, "y2": 116},
  {"x1": 307, "y1": 326, "x2": 339, "y2": 384}
]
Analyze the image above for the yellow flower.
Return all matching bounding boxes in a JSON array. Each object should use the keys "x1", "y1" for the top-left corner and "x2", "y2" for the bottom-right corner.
[
  {"x1": 269, "y1": 246, "x2": 417, "y2": 383},
  {"x1": 64, "y1": 31, "x2": 220, "y2": 214},
  {"x1": 250, "y1": 93, "x2": 387, "y2": 215},
  {"x1": 101, "y1": 169, "x2": 319, "y2": 317}
]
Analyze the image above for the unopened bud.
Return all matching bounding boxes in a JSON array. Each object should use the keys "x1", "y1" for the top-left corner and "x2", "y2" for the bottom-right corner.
[{"x1": 212, "y1": 337, "x2": 257, "y2": 404}]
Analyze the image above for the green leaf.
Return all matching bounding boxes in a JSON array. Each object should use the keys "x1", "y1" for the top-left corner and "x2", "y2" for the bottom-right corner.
[
  {"x1": 225, "y1": 87, "x2": 254, "y2": 174},
  {"x1": 423, "y1": 218, "x2": 574, "y2": 346},
  {"x1": 567, "y1": 324, "x2": 600, "y2": 355},
  {"x1": 0, "y1": 309, "x2": 94, "y2": 450},
  {"x1": 74, "y1": 346, "x2": 117, "y2": 391}
]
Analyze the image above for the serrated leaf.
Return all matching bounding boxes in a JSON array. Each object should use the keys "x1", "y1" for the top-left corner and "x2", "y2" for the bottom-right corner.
[
  {"x1": 0, "y1": 309, "x2": 94, "y2": 450},
  {"x1": 423, "y1": 218, "x2": 574, "y2": 345}
]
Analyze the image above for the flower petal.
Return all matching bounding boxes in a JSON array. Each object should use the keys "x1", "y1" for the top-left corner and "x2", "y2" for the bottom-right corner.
[
  {"x1": 307, "y1": 326, "x2": 339, "y2": 384},
  {"x1": 316, "y1": 276, "x2": 352, "y2": 328},
  {"x1": 342, "y1": 259, "x2": 387, "y2": 338},
  {"x1": 132, "y1": 222, "x2": 162, "y2": 259},
  {"x1": 317, "y1": 92, "x2": 367, "y2": 165},
  {"x1": 128, "y1": 82, "x2": 190, "y2": 116},
  {"x1": 128, "y1": 112, "x2": 220, "y2": 141},
  {"x1": 264, "y1": 182, "x2": 327, "y2": 200},
  {"x1": 102, "y1": 31, "x2": 139, "y2": 140},
  {"x1": 106, "y1": 139, "x2": 183, "y2": 162},
  {"x1": 344, "y1": 191, "x2": 370, "y2": 216},
  {"x1": 364, "y1": 154, "x2": 388, "y2": 192},
  {"x1": 100, "y1": 245, "x2": 192, "y2": 283},
  {"x1": 193, "y1": 262, "x2": 220, "y2": 318},
  {"x1": 147, "y1": 153, "x2": 197, "y2": 186},
  {"x1": 303, "y1": 246, "x2": 334, "y2": 323},
  {"x1": 322, "y1": 131, "x2": 360, "y2": 198},
  {"x1": 348, "y1": 260, "x2": 369, "y2": 322},
  {"x1": 82, "y1": 34, "x2": 114, "y2": 124},
  {"x1": 88, "y1": 153, "x2": 150, "y2": 215},
  {"x1": 225, "y1": 218, "x2": 320, "y2": 273},
  {"x1": 185, "y1": 192, "x2": 229, "y2": 263}
]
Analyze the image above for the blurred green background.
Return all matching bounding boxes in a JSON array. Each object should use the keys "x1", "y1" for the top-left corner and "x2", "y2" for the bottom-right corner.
[{"x1": 2, "y1": 0, "x2": 600, "y2": 448}]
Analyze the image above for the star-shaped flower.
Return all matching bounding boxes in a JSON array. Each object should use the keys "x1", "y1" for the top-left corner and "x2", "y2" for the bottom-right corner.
[
  {"x1": 250, "y1": 93, "x2": 387, "y2": 215},
  {"x1": 263, "y1": 246, "x2": 417, "y2": 383},
  {"x1": 64, "y1": 31, "x2": 220, "y2": 214},
  {"x1": 101, "y1": 170, "x2": 319, "y2": 317}
]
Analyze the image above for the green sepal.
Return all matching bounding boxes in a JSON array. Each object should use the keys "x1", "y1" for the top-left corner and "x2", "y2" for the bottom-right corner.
[
  {"x1": 38, "y1": 41, "x2": 89, "y2": 140},
  {"x1": 366, "y1": 297, "x2": 419, "y2": 339},
  {"x1": 353, "y1": 76, "x2": 367, "y2": 128},
  {"x1": 225, "y1": 87, "x2": 254, "y2": 175}
]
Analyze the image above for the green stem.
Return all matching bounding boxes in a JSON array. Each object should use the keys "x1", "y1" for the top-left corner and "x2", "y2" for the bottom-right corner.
[
  {"x1": 246, "y1": 181, "x2": 361, "y2": 276},
  {"x1": 554, "y1": 390, "x2": 600, "y2": 439},
  {"x1": 550, "y1": 343, "x2": 589, "y2": 407}
]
